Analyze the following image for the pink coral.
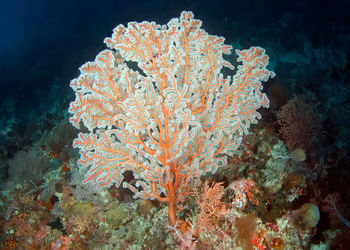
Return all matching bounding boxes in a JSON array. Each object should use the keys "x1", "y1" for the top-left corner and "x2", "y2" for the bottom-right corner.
[{"x1": 194, "y1": 180, "x2": 227, "y2": 233}]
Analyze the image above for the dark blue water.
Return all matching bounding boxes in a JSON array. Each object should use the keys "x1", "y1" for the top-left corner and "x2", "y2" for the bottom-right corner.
[{"x1": 1, "y1": 0, "x2": 349, "y2": 136}]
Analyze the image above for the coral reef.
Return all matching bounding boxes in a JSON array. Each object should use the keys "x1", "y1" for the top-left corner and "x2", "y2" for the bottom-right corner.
[{"x1": 0, "y1": 7, "x2": 349, "y2": 250}]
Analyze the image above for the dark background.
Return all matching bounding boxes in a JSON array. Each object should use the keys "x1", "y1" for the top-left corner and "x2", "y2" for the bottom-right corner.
[{"x1": 0, "y1": 0, "x2": 349, "y2": 145}]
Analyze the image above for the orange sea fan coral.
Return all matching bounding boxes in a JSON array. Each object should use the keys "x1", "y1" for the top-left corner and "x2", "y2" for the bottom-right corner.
[{"x1": 68, "y1": 11, "x2": 274, "y2": 225}]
